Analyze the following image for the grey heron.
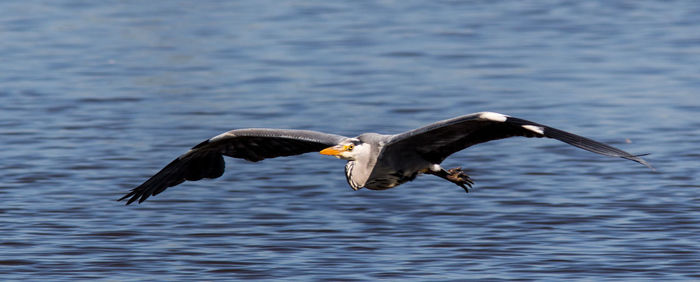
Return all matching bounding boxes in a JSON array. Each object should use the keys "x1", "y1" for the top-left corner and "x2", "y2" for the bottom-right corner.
[{"x1": 119, "y1": 112, "x2": 651, "y2": 205}]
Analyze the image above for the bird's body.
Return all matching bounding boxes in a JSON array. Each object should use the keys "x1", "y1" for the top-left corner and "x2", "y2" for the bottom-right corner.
[
  {"x1": 120, "y1": 112, "x2": 651, "y2": 205},
  {"x1": 339, "y1": 133, "x2": 408, "y2": 190},
  {"x1": 351, "y1": 133, "x2": 433, "y2": 190}
]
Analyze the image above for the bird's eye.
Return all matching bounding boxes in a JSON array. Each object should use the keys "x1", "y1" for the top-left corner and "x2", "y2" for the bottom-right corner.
[{"x1": 346, "y1": 144, "x2": 354, "y2": 151}]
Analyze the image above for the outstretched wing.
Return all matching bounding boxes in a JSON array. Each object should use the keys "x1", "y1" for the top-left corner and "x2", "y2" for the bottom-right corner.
[
  {"x1": 119, "y1": 129, "x2": 348, "y2": 205},
  {"x1": 387, "y1": 112, "x2": 652, "y2": 168}
]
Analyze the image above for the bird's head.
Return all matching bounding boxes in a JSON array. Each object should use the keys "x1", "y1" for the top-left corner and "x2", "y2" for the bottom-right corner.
[{"x1": 320, "y1": 140, "x2": 365, "y2": 161}]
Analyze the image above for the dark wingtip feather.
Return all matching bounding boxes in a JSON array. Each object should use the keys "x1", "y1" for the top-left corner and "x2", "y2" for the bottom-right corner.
[
  {"x1": 116, "y1": 190, "x2": 137, "y2": 205},
  {"x1": 625, "y1": 153, "x2": 655, "y2": 171},
  {"x1": 119, "y1": 151, "x2": 225, "y2": 205},
  {"x1": 538, "y1": 125, "x2": 654, "y2": 170},
  {"x1": 116, "y1": 186, "x2": 147, "y2": 205}
]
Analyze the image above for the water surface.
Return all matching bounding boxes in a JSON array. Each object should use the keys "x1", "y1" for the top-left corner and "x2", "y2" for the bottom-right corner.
[{"x1": 1, "y1": 1, "x2": 698, "y2": 280}]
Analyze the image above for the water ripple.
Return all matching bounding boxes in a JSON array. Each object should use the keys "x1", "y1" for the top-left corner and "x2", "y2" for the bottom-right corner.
[{"x1": 0, "y1": 0, "x2": 698, "y2": 280}]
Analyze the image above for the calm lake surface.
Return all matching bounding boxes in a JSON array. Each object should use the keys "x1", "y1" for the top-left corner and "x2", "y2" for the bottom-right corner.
[{"x1": 1, "y1": 1, "x2": 698, "y2": 280}]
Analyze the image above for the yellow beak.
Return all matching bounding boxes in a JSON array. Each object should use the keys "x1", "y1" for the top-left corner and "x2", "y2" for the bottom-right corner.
[{"x1": 319, "y1": 146, "x2": 343, "y2": 156}]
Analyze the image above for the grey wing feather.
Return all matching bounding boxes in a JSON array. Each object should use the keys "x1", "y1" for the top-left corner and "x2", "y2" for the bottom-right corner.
[
  {"x1": 388, "y1": 112, "x2": 651, "y2": 168},
  {"x1": 119, "y1": 129, "x2": 347, "y2": 205}
]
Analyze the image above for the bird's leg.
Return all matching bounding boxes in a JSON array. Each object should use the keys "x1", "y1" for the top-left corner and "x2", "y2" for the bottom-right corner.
[
  {"x1": 427, "y1": 166, "x2": 474, "y2": 193},
  {"x1": 445, "y1": 167, "x2": 474, "y2": 193}
]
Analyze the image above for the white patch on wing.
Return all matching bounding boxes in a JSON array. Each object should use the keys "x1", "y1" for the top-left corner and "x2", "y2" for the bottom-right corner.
[
  {"x1": 429, "y1": 164, "x2": 442, "y2": 172},
  {"x1": 210, "y1": 132, "x2": 232, "y2": 142},
  {"x1": 522, "y1": 125, "x2": 545, "y2": 135},
  {"x1": 479, "y1": 112, "x2": 508, "y2": 122}
]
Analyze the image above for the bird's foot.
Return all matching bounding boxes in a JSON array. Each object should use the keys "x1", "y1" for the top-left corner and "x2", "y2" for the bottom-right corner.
[{"x1": 445, "y1": 167, "x2": 473, "y2": 193}]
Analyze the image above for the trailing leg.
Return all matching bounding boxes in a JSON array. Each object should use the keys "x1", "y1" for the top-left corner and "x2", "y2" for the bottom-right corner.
[{"x1": 427, "y1": 166, "x2": 474, "y2": 193}]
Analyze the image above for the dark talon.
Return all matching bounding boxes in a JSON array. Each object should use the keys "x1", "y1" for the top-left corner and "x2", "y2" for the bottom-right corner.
[
  {"x1": 444, "y1": 167, "x2": 473, "y2": 192},
  {"x1": 426, "y1": 165, "x2": 474, "y2": 193}
]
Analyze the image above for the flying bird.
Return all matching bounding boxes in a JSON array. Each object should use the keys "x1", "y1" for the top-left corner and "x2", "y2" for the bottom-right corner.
[{"x1": 119, "y1": 112, "x2": 651, "y2": 205}]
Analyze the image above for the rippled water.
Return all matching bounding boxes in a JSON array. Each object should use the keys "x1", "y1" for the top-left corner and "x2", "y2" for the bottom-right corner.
[{"x1": 1, "y1": 1, "x2": 699, "y2": 280}]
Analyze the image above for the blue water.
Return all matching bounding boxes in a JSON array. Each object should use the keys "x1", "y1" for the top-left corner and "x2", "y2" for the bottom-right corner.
[{"x1": 1, "y1": 1, "x2": 698, "y2": 280}]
